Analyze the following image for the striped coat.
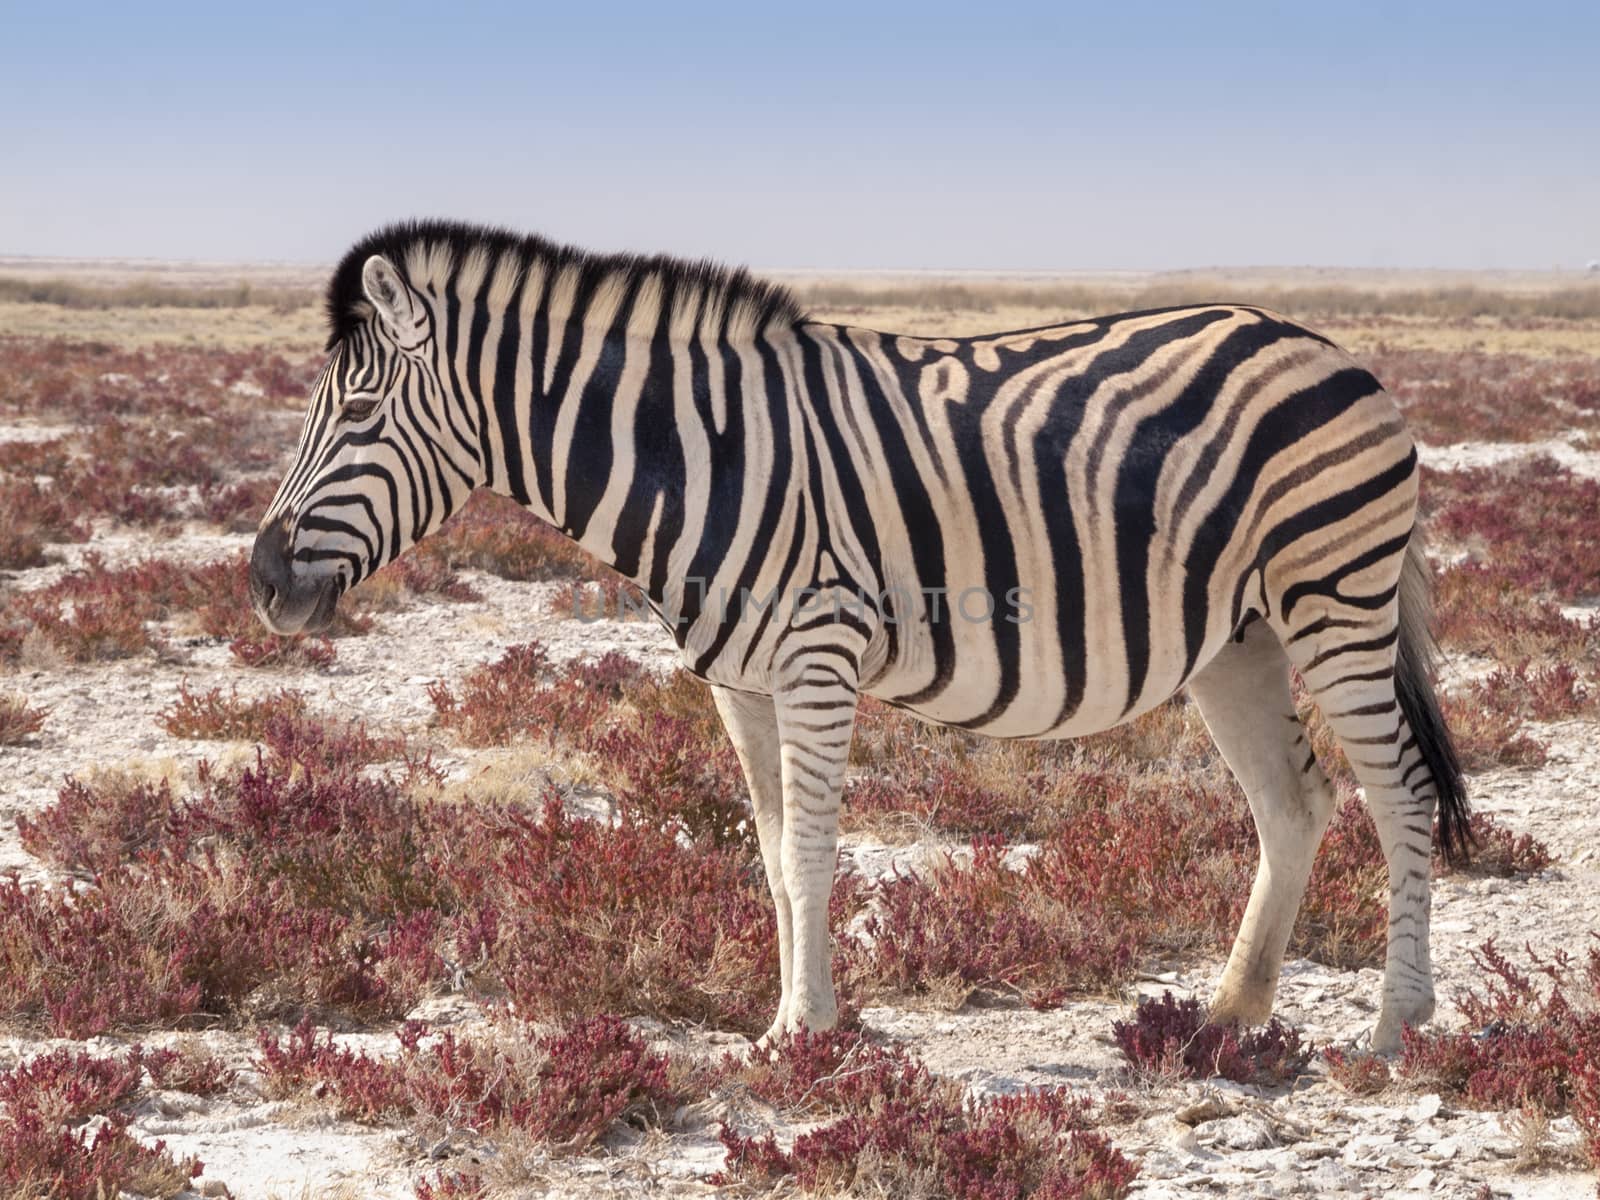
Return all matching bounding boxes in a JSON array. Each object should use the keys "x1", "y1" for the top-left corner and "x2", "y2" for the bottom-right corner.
[{"x1": 252, "y1": 222, "x2": 1467, "y2": 1050}]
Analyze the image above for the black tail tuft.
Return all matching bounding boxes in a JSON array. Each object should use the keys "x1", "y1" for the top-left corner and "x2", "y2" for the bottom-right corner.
[{"x1": 1396, "y1": 531, "x2": 1473, "y2": 864}]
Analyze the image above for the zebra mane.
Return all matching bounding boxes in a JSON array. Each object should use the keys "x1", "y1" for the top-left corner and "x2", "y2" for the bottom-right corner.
[{"x1": 323, "y1": 219, "x2": 805, "y2": 351}]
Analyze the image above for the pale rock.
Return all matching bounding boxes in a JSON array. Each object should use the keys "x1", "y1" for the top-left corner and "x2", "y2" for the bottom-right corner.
[
  {"x1": 1263, "y1": 1147, "x2": 1300, "y2": 1171},
  {"x1": 1304, "y1": 1158, "x2": 1362, "y2": 1190},
  {"x1": 1174, "y1": 1094, "x2": 1237, "y2": 1126},
  {"x1": 1199, "y1": 1114, "x2": 1278, "y2": 1150},
  {"x1": 1268, "y1": 1170, "x2": 1305, "y2": 1196},
  {"x1": 1342, "y1": 1131, "x2": 1397, "y2": 1166},
  {"x1": 1166, "y1": 1123, "x2": 1200, "y2": 1154},
  {"x1": 1404, "y1": 1166, "x2": 1436, "y2": 1191},
  {"x1": 1406, "y1": 1093, "x2": 1443, "y2": 1123},
  {"x1": 1295, "y1": 1141, "x2": 1340, "y2": 1160},
  {"x1": 1136, "y1": 1150, "x2": 1185, "y2": 1179},
  {"x1": 1426, "y1": 1136, "x2": 1460, "y2": 1161},
  {"x1": 1251, "y1": 1175, "x2": 1302, "y2": 1199},
  {"x1": 1410, "y1": 1122, "x2": 1443, "y2": 1146}
]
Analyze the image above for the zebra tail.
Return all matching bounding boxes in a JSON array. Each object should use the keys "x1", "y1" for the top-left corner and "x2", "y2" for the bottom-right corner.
[{"x1": 1395, "y1": 526, "x2": 1473, "y2": 864}]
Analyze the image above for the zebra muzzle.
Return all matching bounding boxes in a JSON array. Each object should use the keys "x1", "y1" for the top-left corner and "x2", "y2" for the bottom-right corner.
[{"x1": 248, "y1": 518, "x2": 339, "y2": 635}]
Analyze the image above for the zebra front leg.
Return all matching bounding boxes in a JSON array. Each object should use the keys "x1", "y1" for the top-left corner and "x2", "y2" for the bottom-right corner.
[
  {"x1": 712, "y1": 685, "x2": 794, "y2": 1044},
  {"x1": 1189, "y1": 619, "x2": 1337, "y2": 1026},
  {"x1": 772, "y1": 652, "x2": 860, "y2": 1034}
]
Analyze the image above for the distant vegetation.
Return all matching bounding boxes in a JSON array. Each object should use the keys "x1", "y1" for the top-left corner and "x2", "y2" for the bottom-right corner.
[
  {"x1": 796, "y1": 280, "x2": 1600, "y2": 321},
  {"x1": 6, "y1": 273, "x2": 1600, "y2": 322},
  {"x1": 0, "y1": 276, "x2": 315, "y2": 311}
]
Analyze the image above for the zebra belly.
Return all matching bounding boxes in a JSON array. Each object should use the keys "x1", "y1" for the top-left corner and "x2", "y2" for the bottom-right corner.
[{"x1": 859, "y1": 536, "x2": 1248, "y2": 741}]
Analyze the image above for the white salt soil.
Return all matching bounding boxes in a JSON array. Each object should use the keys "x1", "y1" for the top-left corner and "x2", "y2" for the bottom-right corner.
[{"x1": 1, "y1": 437, "x2": 1597, "y2": 1198}]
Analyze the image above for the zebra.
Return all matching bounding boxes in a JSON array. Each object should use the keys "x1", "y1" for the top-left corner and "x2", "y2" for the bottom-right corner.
[{"x1": 250, "y1": 220, "x2": 1469, "y2": 1053}]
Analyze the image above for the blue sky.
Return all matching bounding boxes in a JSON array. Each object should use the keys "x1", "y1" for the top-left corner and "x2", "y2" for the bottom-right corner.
[{"x1": 3, "y1": 1, "x2": 1596, "y2": 269}]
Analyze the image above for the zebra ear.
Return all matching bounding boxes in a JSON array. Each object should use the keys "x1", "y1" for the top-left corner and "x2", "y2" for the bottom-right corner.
[{"x1": 361, "y1": 255, "x2": 429, "y2": 349}]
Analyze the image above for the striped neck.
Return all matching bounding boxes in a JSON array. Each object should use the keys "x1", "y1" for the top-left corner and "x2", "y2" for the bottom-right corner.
[{"x1": 435, "y1": 259, "x2": 793, "y2": 608}]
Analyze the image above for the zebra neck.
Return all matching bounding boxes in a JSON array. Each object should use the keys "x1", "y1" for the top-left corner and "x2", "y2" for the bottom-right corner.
[{"x1": 483, "y1": 312, "x2": 772, "y2": 616}]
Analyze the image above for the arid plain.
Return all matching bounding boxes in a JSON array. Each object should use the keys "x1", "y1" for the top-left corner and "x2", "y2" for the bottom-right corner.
[{"x1": 1, "y1": 261, "x2": 1598, "y2": 1198}]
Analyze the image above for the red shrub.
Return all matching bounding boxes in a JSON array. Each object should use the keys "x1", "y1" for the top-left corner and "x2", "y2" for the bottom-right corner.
[
  {"x1": 1322, "y1": 1047, "x2": 1392, "y2": 1095},
  {"x1": 0, "y1": 1046, "x2": 146, "y2": 1125},
  {"x1": 852, "y1": 836, "x2": 1141, "y2": 1008},
  {"x1": 717, "y1": 1031, "x2": 1136, "y2": 1198},
  {"x1": 1112, "y1": 992, "x2": 1309, "y2": 1085},
  {"x1": 1440, "y1": 694, "x2": 1548, "y2": 771},
  {"x1": 547, "y1": 574, "x2": 649, "y2": 620},
  {"x1": 853, "y1": 772, "x2": 1255, "y2": 1004},
  {"x1": 18, "y1": 590, "x2": 152, "y2": 661},
  {"x1": 590, "y1": 711, "x2": 753, "y2": 851},
  {"x1": 846, "y1": 760, "x2": 1052, "y2": 841},
  {"x1": 229, "y1": 633, "x2": 337, "y2": 669},
  {"x1": 3, "y1": 761, "x2": 453, "y2": 1035},
  {"x1": 429, "y1": 642, "x2": 639, "y2": 747},
  {"x1": 5, "y1": 742, "x2": 790, "y2": 1035},
  {"x1": 0, "y1": 693, "x2": 47, "y2": 744},
  {"x1": 429, "y1": 490, "x2": 595, "y2": 581},
  {"x1": 415, "y1": 1171, "x2": 488, "y2": 1199},
  {"x1": 17, "y1": 774, "x2": 179, "y2": 873},
  {"x1": 450, "y1": 793, "x2": 780, "y2": 1031},
  {"x1": 0, "y1": 1042, "x2": 205, "y2": 1199},
  {"x1": 729, "y1": 1027, "x2": 936, "y2": 1115},
  {"x1": 0, "y1": 1111, "x2": 201, "y2": 1200},
  {"x1": 1450, "y1": 812, "x2": 1554, "y2": 878},
  {"x1": 1372, "y1": 347, "x2": 1600, "y2": 444},
  {"x1": 1468, "y1": 660, "x2": 1599, "y2": 723},
  {"x1": 140, "y1": 1045, "x2": 237, "y2": 1096},
  {"x1": 358, "y1": 546, "x2": 482, "y2": 604},
  {"x1": 255, "y1": 1017, "x2": 413, "y2": 1120},
  {"x1": 197, "y1": 476, "x2": 279, "y2": 530},
  {"x1": 159, "y1": 683, "x2": 308, "y2": 741},
  {"x1": 1293, "y1": 798, "x2": 1389, "y2": 970},
  {"x1": 1401, "y1": 939, "x2": 1600, "y2": 1134},
  {"x1": 1433, "y1": 561, "x2": 1600, "y2": 663},
  {"x1": 1424, "y1": 458, "x2": 1600, "y2": 602},
  {"x1": 0, "y1": 477, "x2": 89, "y2": 567},
  {"x1": 257, "y1": 1014, "x2": 674, "y2": 1151}
]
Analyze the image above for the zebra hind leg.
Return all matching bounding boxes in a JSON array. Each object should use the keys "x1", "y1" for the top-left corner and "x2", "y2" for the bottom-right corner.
[
  {"x1": 1189, "y1": 617, "x2": 1338, "y2": 1027},
  {"x1": 1275, "y1": 535, "x2": 1468, "y2": 1052},
  {"x1": 712, "y1": 686, "x2": 794, "y2": 1045}
]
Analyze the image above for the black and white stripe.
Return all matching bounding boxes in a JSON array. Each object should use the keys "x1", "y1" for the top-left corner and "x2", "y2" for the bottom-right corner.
[{"x1": 254, "y1": 221, "x2": 1468, "y2": 1049}]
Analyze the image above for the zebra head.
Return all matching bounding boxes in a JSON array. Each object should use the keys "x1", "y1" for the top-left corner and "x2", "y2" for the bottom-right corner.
[{"x1": 250, "y1": 254, "x2": 481, "y2": 634}]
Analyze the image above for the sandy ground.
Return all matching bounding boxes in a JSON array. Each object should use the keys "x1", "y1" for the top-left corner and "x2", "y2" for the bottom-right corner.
[
  {"x1": 2, "y1": 432, "x2": 1597, "y2": 1198},
  {"x1": 2, "y1": 271, "x2": 1598, "y2": 1196}
]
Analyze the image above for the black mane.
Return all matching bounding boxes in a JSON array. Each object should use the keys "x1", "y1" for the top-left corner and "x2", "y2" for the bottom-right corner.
[{"x1": 323, "y1": 219, "x2": 804, "y2": 350}]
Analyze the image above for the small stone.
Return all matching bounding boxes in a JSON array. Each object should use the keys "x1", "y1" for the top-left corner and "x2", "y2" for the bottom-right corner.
[
  {"x1": 1406, "y1": 1093, "x2": 1443, "y2": 1123},
  {"x1": 1410, "y1": 1123, "x2": 1443, "y2": 1145},
  {"x1": 1294, "y1": 1142, "x2": 1339, "y2": 1160},
  {"x1": 1174, "y1": 1094, "x2": 1237, "y2": 1125},
  {"x1": 1427, "y1": 1136, "x2": 1460, "y2": 1161},
  {"x1": 1200, "y1": 1114, "x2": 1278, "y2": 1150},
  {"x1": 1305, "y1": 1158, "x2": 1361, "y2": 1190},
  {"x1": 1342, "y1": 1132, "x2": 1396, "y2": 1165},
  {"x1": 1268, "y1": 1170, "x2": 1305, "y2": 1197},
  {"x1": 1404, "y1": 1166, "x2": 1436, "y2": 1191}
]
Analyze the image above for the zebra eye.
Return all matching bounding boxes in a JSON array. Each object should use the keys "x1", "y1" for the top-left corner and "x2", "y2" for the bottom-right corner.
[{"x1": 342, "y1": 394, "x2": 381, "y2": 421}]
